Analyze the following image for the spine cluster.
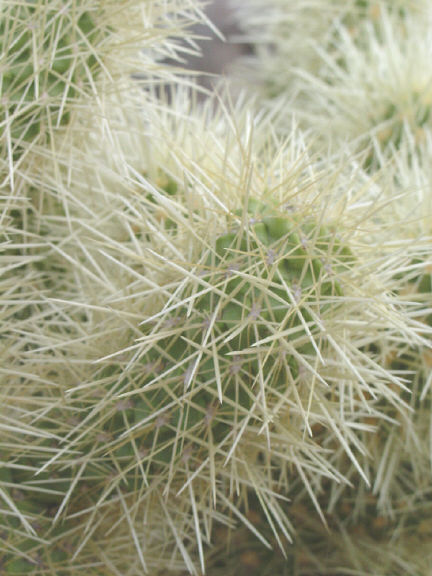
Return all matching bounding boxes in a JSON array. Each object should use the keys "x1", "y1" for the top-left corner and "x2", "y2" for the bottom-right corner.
[{"x1": 1, "y1": 1, "x2": 431, "y2": 574}]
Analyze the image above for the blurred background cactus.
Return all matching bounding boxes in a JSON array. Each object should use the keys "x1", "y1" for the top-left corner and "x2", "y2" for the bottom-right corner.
[{"x1": 1, "y1": 0, "x2": 431, "y2": 574}]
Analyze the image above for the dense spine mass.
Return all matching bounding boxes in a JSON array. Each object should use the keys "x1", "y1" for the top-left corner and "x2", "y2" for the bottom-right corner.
[
  {"x1": 0, "y1": 2, "x2": 103, "y2": 164},
  {"x1": 1, "y1": 0, "x2": 431, "y2": 574}
]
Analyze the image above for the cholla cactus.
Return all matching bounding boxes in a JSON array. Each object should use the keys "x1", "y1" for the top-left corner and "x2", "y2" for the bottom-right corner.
[
  {"x1": 4, "y1": 84, "x2": 426, "y2": 573},
  {"x1": 2, "y1": 1, "x2": 432, "y2": 574},
  {"x1": 229, "y1": 0, "x2": 432, "y2": 172},
  {"x1": 0, "y1": 0, "x2": 206, "y2": 189},
  {"x1": 229, "y1": 0, "x2": 430, "y2": 102},
  {"x1": 0, "y1": 2, "x2": 210, "y2": 574},
  {"x1": 291, "y1": 9, "x2": 432, "y2": 170},
  {"x1": 369, "y1": 145, "x2": 432, "y2": 511}
]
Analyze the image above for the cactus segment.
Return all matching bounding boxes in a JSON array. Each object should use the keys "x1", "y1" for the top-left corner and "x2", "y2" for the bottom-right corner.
[
  {"x1": 87, "y1": 197, "x2": 356, "y2": 485},
  {"x1": 0, "y1": 2, "x2": 102, "y2": 150},
  {"x1": 24, "y1": 197, "x2": 357, "y2": 511}
]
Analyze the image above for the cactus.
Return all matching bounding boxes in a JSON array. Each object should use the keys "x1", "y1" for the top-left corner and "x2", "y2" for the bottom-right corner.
[
  {"x1": 230, "y1": 0, "x2": 432, "y2": 172},
  {"x1": 0, "y1": 2, "x2": 216, "y2": 573},
  {"x1": 229, "y1": 0, "x2": 429, "y2": 102},
  {"x1": 2, "y1": 0, "x2": 432, "y2": 574},
  {"x1": 0, "y1": 0, "x2": 205, "y2": 189},
  {"x1": 0, "y1": 2, "x2": 101, "y2": 151},
  {"x1": 8, "y1": 83, "x2": 424, "y2": 573}
]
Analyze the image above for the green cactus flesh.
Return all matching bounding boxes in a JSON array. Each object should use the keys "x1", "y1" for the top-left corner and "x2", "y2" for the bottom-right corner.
[
  {"x1": 1, "y1": 541, "x2": 68, "y2": 575},
  {"x1": 1, "y1": 199, "x2": 357, "y2": 565},
  {"x1": 363, "y1": 93, "x2": 431, "y2": 171},
  {"x1": 0, "y1": 487, "x2": 69, "y2": 574},
  {"x1": 0, "y1": 3, "x2": 102, "y2": 149},
  {"x1": 87, "y1": 197, "x2": 356, "y2": 480},
  {"x1": 97, "y1": 200, "x2": 353, "y2": 472}
]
